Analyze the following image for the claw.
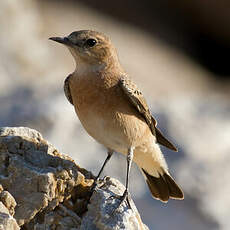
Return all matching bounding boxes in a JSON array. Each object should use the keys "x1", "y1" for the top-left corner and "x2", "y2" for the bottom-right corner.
[
  {"x1": 109, "y1": 190, "x2": 132, "y2": 216},
  {"x1": 90, "y1": 178, "x2": 99, "y2": 193},
  {"x1": 118, "y1": 190, "x2": 130, "y2": 208},
  {"x1": 91, "y1": 176, "x2": 108, "y2": 193},
  {"x1": 90, "y1": 150, "x2": 114, "y2": 193}
]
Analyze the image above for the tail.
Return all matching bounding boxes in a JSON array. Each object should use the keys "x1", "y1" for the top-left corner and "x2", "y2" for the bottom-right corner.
[{"x1": 142, "y1": 168, "x2": 184, "y2": 202}]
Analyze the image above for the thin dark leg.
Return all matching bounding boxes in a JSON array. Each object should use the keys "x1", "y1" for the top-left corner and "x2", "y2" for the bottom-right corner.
[
  {"x1": 91, "y1": 150, "x2": 114, "y2": 190},
  {"x1": 96, "y1": 150, "x2": 113, "y2": 180}
]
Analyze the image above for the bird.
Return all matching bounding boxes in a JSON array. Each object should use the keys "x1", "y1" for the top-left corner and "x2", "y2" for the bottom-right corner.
[{"x1": 49, "y1": 30, "x2": 184, "y2": 206}]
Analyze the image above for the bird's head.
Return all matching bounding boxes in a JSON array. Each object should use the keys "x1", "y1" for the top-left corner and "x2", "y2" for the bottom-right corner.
[{"x1": 50, "y1": 30, "x2": 119, "y2": 69}]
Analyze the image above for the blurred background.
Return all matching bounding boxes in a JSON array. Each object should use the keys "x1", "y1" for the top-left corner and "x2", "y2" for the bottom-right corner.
[{"x1": 0, "y1": 0, "x2": 230, "y2": 229}]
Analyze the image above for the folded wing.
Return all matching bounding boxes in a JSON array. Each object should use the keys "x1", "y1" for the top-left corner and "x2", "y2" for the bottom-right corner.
[{"x1": 119, "y1": 77, "x2": 177, "y2": 151}]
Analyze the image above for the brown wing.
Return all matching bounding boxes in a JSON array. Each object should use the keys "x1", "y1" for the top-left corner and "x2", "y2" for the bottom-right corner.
[
  {"x1": 64, "y1": 74, "x2": 73, "y2": 105},
  {"x1": 119, "y1": 77, "x2": 177, "y2": 151}
]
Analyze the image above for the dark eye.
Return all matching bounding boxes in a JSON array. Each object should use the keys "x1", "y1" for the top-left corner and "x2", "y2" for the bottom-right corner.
[{"x1": 86, "y1": 39, "x2": 97, "y2": 47}]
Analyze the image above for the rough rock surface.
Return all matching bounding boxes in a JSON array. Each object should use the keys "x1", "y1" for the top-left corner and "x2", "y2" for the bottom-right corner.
[
  {"x1": 0, "y1": 184, "x2": 19, "y2": 230},
  {"x1": 80, "y1": 178, "x2": 149, "y2": 230},
  {"x1": 0, "y1": 127, "x2": 149, "y2": 230},
  {"x1": 0, "y1": 201, "x2": 19, "y2": 230}
]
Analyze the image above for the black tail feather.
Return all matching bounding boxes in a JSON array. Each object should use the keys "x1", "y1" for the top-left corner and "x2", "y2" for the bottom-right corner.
[{"x1": 142, "y1": 169, "x2": 184, "y2": 202}]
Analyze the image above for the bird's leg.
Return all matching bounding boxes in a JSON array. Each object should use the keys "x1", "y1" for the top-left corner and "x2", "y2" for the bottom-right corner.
[
  {"x1": 119, "y1": 147, "x2": 134, "y2": 207},
  {"x1": 111, "y1": 147, "x2": 134, "y2": 211},
  {"x1": 91, "y1": 149, "x2": 114, "y2": 191}
]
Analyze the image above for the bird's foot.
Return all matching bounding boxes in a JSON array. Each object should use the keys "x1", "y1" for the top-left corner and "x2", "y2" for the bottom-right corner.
[
  {"x1": 91, "y1": 176, "x2": 107, "y2": 194},
  {"x1": 90, "y1": 178, "x2": 99, "y2": 193},
  {"x1": 109, "y1": 189, "x2": 132, "y2": 215}
]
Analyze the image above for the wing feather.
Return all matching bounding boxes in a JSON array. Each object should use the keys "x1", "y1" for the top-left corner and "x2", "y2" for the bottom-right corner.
[
  {"x1": 64, "y1": 74, "x2": 73, "y2": 105},
  {"x1": 119, "y1": 77, "x2": 177, "y2": 151}
]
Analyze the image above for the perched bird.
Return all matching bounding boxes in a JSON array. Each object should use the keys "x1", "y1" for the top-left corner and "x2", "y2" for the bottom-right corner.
[{"x1": 49, "y1": 30, "x2": 184, "y2": 205}]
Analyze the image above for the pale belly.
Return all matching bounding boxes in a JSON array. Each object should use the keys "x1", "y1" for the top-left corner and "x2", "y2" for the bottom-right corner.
[{"x1": 74, "y1": 99, "x2": 151, "y2": 154}]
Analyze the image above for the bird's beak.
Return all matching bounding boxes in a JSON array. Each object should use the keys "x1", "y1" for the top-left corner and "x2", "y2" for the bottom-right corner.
[{"x1": 49, "y1": 37, "x2": 73, "y2": 47}]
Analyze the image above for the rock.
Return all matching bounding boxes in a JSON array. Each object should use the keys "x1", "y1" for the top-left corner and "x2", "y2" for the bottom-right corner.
[
  {"x1": 80, "y1": 177, "x2": 149, "y2": 230},
  {"x1": 0, "y1": 201, "x2": 20, "y2": 230},
  {"x1": 0, "y1": 191, "x2": 17, "y2": 216},
  {"x1": 0, "y1": 127, "x2": 93, "y2": 227},
  {"x1": 0, "y1": 127, "x2": 149, "y2": 229},
  {"x1": 0, "y1": 184, "x2": 19, "y2": 230}
]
